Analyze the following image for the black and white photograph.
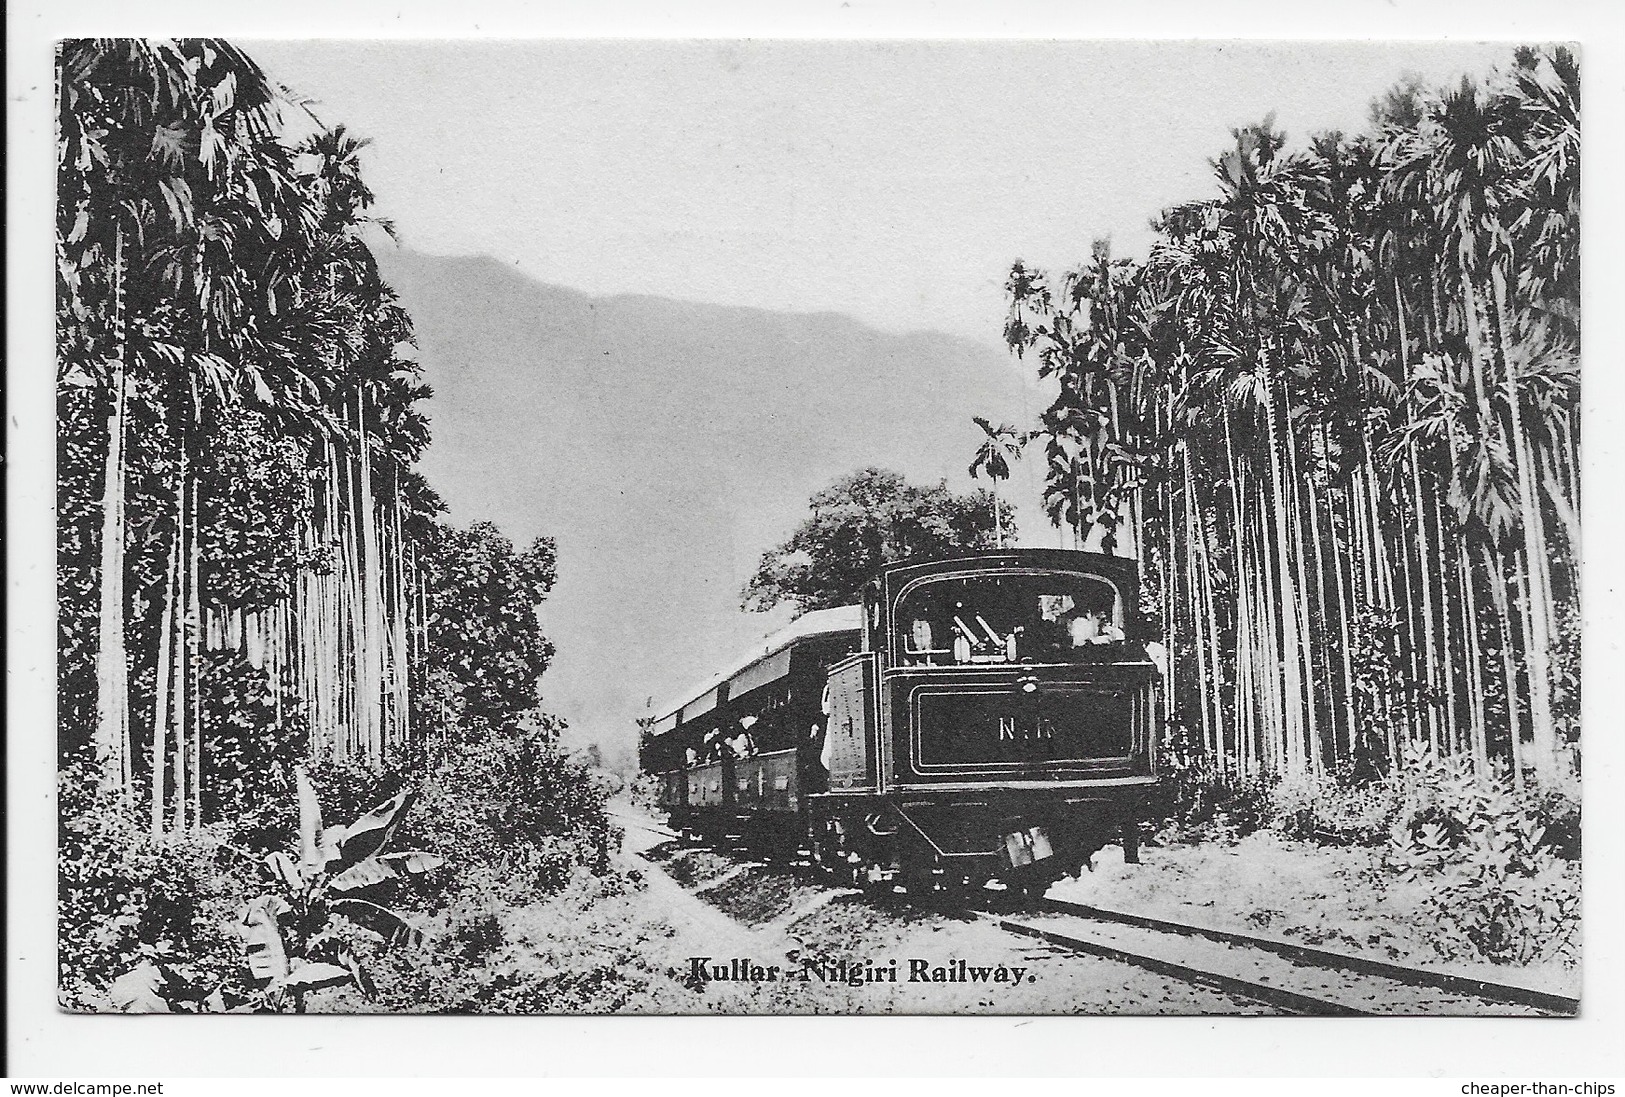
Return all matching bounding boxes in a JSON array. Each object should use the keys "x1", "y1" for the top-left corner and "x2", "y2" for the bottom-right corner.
[{"x1": 43, "y1": 31, "x2": 1588, "y2": 1028}]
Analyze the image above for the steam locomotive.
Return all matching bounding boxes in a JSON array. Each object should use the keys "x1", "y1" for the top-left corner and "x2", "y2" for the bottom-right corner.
[{"x1": 639, "y1": 549, "x2": 1165, "y2": 896}]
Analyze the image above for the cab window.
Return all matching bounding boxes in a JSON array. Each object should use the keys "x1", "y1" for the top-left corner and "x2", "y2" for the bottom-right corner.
[{"x1": 895, "y1": 571, "x2": 1123, "y2": 665}]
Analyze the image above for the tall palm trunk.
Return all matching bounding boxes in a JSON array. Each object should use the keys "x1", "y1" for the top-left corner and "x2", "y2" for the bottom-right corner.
[
  {"x1": 356, "y1": 390, "x2": 387, "y2": 765},
  {"x1": 1277, "y1": 386, "x2": 1323, "y2": 771},
  {"x1": 1483, "y1": 543, "x2": 1525, "y2": 786},
  {"x1": 1392, "y1": 476, "x2": 1433, "y2": 755},
  {"x1": 389, "y1": 476, "x2": 412, "y2": 748},
  {"x1": 1260, "y1": 382, "x2": 1307, "y2": 774},
  {"x1": 1421, "y1": 485, "x2": 1460, "y2": 755},
  {"x1": 170, "y1": 427, "x2": 190, "y2": 833},
  {"x1": 1459, "y1": 267, "x2": 1499, "y2": 435},
  {"x1": 1487, "y1": 264, "x2": 1560, "y2": 783},
  {"x1": 1457, "y1": 535, "x2": 1490, "y2": 774},
  {"x1": 1302, "y1": 473, "x2": 1344, "y2": 765},
  {"x1": 1322, "y1": 477, "x2": 1359, "y2": 760},
  {"x1": 1540, "y1": 443, "x2": 1580, "y2": 574},
  {"x1": 186, "y1": 472, "x2": 203, "y2": 828},
  {"x1": 1182, "y1": 447, "x2": 1221, "y2": 758},
  {"x1": 94, "y1": 226, "x2": 131, "y2": 794},
  {"x1": 1194, "y1": 497, "x2": 1227, "y2": 766},
  {"x1": 320, "y1": 445, "x2": 345, "y2": 756},
  {"x1": 1221, "y1": 413, "x2": 1260, "y2": 778},
  {"x1": 1394, "y1": 279, "x2": 1446, "y2": 755},
  {"x1": 149, "y1": 525, "x2": 180, "y2": 837},
  {"x1": 1249, "y1": 506, "x2": 1285, "y2": 773}
]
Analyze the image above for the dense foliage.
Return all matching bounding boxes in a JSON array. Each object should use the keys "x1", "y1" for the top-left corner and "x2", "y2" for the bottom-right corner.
[
  {"x1": 1154, "y1": 737, "x2": 1579, "y2": 966},
  {"x1": 356, "y1": 870, "x2": 662, "y2": 1014},
  {"x1": 56, "y1": 39, "x2": 617, "y2": 1013},
  {"x1": 1000, "y1": 48, "x2": 1579, "y2": 789},
  {"x1": 60, "y1": 712, "x2": 618, "y2": 1011},
  {"x1": 57, "y1": 38, "x2": 450, "y2": 822},
  {"x1": 59, "y1": 763, "x2": 263, "y2": 1011},
  {"x1": 743, "y1": 467, "x2": 1004, "y2": 614},
  {"x1": 415, "y1": 522, "x2": 558, "y2": 738}
]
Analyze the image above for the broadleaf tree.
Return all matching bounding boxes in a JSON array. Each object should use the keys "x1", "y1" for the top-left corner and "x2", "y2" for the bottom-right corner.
[
  {"x1": 743, "y1": 467, "x2": 1004, "y2": 615},
  {"x1": 414, "y1": 520, "x2": 559, "y2": 738}
]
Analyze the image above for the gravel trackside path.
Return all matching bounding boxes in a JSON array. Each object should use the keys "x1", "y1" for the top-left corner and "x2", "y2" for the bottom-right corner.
[{"x1": 610, "y1": 801, "x2": 1270, "y2": 1015}]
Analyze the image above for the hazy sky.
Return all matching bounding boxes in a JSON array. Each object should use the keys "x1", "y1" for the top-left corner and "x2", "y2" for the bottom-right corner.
[{"x1": 251, "y1": 39, "x2": 1511, "y2": 346}]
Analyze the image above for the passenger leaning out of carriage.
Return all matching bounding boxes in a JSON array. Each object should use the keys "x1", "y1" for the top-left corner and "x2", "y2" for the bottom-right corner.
[{"x1": 700, "y1": 728, "x2": 737, "y2": 762}]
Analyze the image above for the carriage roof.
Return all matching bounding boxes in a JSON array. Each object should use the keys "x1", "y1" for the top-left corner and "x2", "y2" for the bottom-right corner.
[{"x1": 648, "y1": 604, "x2": 863, "y2": 734}]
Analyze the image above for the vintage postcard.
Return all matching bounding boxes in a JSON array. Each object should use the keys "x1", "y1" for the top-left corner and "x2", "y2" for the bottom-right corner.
[{"x1": 53, "y1": 37, "x2": 1580, "y2": 1019}]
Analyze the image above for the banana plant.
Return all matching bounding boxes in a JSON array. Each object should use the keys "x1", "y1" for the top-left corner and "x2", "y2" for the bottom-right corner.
[{"x1": 110, "y1": 766, "x2": 443, "y2": 1012}]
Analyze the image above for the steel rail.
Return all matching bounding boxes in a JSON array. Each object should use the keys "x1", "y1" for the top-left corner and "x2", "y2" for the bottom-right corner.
[
  {"x1": 614, "y1": 807, "x2": 1573, "y2": 1016},
  {"x1": 607, "y1": 810, "x2": 681, "y2": 842},
  {"x1": 994, "y1": 914, "x2": 1368, "y2": 1015},
  {"x1": 1038, "y1": 898, "x2": 1578, "y2": 1016}
]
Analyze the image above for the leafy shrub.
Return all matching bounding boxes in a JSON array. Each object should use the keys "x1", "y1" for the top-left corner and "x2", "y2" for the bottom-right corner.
[
  {"x1": 1149, "y1": 734, "x2": 1581, "y2": 968},
  {"x1": 198, "y1": 650, "x2": 307, "y2": 848},
  {"x1": 1151, "y1": 730, "x2": 1271, "y2": 844},
  {"x1": 102, "y1": 770, "x2": 444, "y2": 1013},
  {"x1": 450, "y1": 909, "x2": 505, "y2": 963},
  {"x1": 462, "y1": 958, "x2": 643, "y2": 1014},
  {"x1": 409, "y1": 712, "x2": 616, "y2": 902},
  {"x1": 1349, "y1": 607, "x2": 1434, "y2": 750},
  {"x1": 358, "y1": 872, "x2": 666, "y2": 1014},
  {"x1": 1267, "y1": 767, "x2": 1403, "y2": 847},
  {"x1": 1386, "y1": 742, "x2": 1580, "y2": 966},
  {"x1": 626, "y1": 772, "x2": 662, "y2": 815},
  {"x1": 195, "y1": 408, "x2": 320, "y2": 611},
  {"x1": 303, "y1": 752, "x2": 423, "y2": 847},
  {"x1": 590, "y1": 763, "x2": 626, "y2": 798},
  {"x1": 1528, "y1": 784, "x2": 1581, "y2": 861},
  {"x1": 414, "y1": 521, "x2": 558, "y2": 737},
  {"x1": 222, "y1": 745, "x2": 427, "y2": 860},
  {"x1": 61, "y1": 701, "x2": 623, "y2": 1011},
  {"x1": 1259, "y1": 740, "x2": 1579, "y2": 860},
  {"x1": 1549, "y1": 600, "x2": 1581, "y2": 761},
  {"x1": 59, "y1": 762, "x2": 260, "y2": 1010}
]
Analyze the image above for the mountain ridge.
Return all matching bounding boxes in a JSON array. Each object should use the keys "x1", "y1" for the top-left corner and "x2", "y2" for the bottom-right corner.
[{"x1": 373, "y1": 245, "x2": 1031, "y2": 765}]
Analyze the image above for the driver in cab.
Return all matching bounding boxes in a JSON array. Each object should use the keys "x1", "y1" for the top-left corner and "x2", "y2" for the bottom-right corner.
[
  {"x1": 1031, "y1": 593, "x2": 1122, "y2": 659},
  {"x1": 1070, "y1": 604, "x2": 1124, "y2": 647}
]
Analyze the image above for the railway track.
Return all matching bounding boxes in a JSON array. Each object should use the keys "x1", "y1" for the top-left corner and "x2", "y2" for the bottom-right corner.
[
  {"x1": 989, "y1": 898, "x2": 1577, "y2": 1016},
  {"x1": 611, "y1": 810, "x2": 681, "y2": 842},
  {"x1": 614, "y1": 807, "x2": 1576, "y2": 1016}
]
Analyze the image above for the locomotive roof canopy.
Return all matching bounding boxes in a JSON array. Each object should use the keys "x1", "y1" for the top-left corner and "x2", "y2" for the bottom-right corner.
[{"x1": 878, "y1": 547, "x2": 1141, "y2": 590}]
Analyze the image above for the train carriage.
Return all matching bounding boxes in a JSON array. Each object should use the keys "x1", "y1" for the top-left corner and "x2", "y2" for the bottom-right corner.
[
  {"x1": 641, "y1": 606, "x2": 863, "y2": 846},
  {"x1": 641, "y1": 548, "x2": 1165, "y2": 896}
]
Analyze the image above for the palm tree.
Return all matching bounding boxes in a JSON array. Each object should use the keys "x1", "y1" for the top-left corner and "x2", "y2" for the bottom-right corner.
[
  {"x1": 1408, "y1": 74, "x2": 1564, "y2": 784},
  {"x1": 59, "y1": 40, "x2": 440, "y2": 831},
  {"x1": 58, "y1": 38, "x2": 294, "y2": 806},
  {"x1": 968, "y1": 418, "x2": 1026, "y2": 548},
  {"x1": 998, "y1": 47, "x2": 1580, "y2": 786}
]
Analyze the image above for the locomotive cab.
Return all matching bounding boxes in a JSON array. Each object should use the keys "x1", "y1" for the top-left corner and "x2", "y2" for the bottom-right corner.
[
  {"x1": 816, "y1": 549, "x2": 1163, "y2": 893},
  {"x1": 643, "y1": 548, "x2": 1165, "y2": 899}
]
